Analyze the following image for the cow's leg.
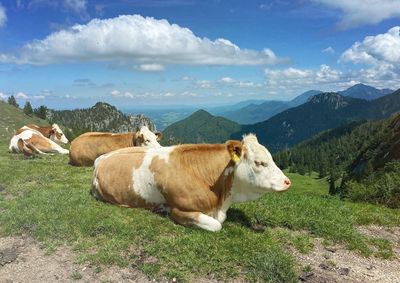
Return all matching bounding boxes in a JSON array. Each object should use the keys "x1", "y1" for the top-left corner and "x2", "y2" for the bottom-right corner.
[{"x1": 170, "y1": 207, "x2": 222, "y2": 232}]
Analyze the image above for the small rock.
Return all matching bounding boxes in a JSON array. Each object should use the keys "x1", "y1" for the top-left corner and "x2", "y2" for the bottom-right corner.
[
  {"x1": 338, "y1": 267, "x2": 350, "y2": 276},
  {"x1": 0, "y1": 184, "x2": 5, "y2": 192},
  {"x1": 319, "y1": 263, "x2": 330, "y2": 270},
  {"x1": 366, "y1": 265, "x2": 374, "y2": 270},
  {"x1": 172, "y1": 278, "x2": 177, "y2": 282},
  {"x1": 299, "y1": 271, "x2": 314, "y2": 281},
  {"x1": 0, "y1": 248, "x2": 19, "y2": 266},
  {"x1": 323, "y1": 253, "x2": 331, "y2": 259},
  {"x1": 324, "y1": 246, "x2": 336, "y2": 253}
]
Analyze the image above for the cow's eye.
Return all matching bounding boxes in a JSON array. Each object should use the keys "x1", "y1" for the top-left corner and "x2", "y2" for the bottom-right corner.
[{"x1": 255, "y1": 161, "x2": 267, "y2": 167}]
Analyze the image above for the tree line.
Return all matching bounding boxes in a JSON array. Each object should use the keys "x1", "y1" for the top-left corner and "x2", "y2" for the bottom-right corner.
[{"x1": 7, "y1": 95, "x2": 48, "y2": 120}]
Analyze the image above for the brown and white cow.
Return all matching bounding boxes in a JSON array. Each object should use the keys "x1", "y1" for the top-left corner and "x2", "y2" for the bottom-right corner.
[
  {"x1": 69, "y1": 126, "x2": 162, "y2": 166},
  {"x1": 9, "y1": 129, "x2": 69, "y2": 156},
  {"x1": 16, "y1": 124, "x2": 69, "y2": 144},
  {"x1": 92, "y1": 134, "x2": 291, "y2": 231}
]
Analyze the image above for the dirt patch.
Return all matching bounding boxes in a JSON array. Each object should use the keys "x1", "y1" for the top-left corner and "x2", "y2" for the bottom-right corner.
[
  {"x1": 357, "y1": 225, "x2": 400, "y2": 243},
  {"x1": 294, "y1": 229, "x2": 400, "y2": 283},
  {"x1": 0, "y1": 236, "x2": 153, "y2": 283}
]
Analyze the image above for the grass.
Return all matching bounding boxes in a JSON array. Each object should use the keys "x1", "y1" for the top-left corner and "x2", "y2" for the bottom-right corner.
[{"x1": 0, "y1": 139, "x2": 399, "y2": 282}]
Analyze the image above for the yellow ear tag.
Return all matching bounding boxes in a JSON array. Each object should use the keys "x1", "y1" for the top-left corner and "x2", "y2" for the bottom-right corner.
[{"x1": 232, "y1": 153, "x2": 241, "y2": 163}]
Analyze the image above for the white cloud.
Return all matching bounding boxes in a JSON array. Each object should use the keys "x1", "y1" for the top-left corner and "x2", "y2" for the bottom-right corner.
[
  {"x1": 63, "y1": 0, "x2": 87, "y2": 15},
  {"x1": 28, "y1": 0, "x2": 88, "y2": 19},
  {"x1": 220, "y1": 77, "x2": 236, "y2": 83},
  {"x1": 136, "y1": 63, "x2": 165, "y2": 72},
  {"x1": 339, "y1": 27, "x2": 400, "y2": 89},
  {"x1": 0, "y1": 3, "x2": 6, "y2": 28},
  {"x1": 0, "y1": 92, "x2": 7, "y2": 101},
  {"x1": 196, "y1": 80, "x2": 212, "y2": 88},
  {"x1": 0, "y1": 14, "x2": 286, "y2": 66},
  {"x1": 322, "y1": 46, "x2": 335, "y2": 54},
  {"x1": 313, "y1": 0, "x2": 400, "y2": 29},
  {"x1": 340, "y1": 26, "x2": 400, "y2": 65},
  {"x1": 181, "y1": 76, "x2": 192, "y2": 81},
  {"x1": 110, "y1": 90, "x2": 134, "y2": 98},
  {"x1": 163, "y1": 92, "x2": 175, "y2": 97},
  {"x1": 32, "y1": 95, "x2": 45, "y2": 100},
  {"x1": 16, "y1": 92, "x2": 28, "y2": 99}
]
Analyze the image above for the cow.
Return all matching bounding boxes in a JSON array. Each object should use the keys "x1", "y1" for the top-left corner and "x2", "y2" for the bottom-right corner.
[
  {"x1": 16, "y1": 123, "x2": 69, "y2": 144},
  {"x1": 9, "y1": 129, "x2": 69, "y2": 156},
  {"x1": 69, "y1": 126, "x2": 162, "y2": 167},
  {"x1": 91, "y1": 134, "x2": 291, "y2": 232}
]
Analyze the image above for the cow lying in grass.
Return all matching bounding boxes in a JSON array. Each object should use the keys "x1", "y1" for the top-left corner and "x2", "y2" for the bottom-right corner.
[
  {"x1": 9, "y1": 129, "x2": 69, "y2": 156},
  {"x1": 69, "y1": 126, "x2": 162, "y2": 166},
  {"x1": 15, "y1": 123, "x2": 69, "y2": 144},
  {"x1": 92, "y1": 134, "x2": 291, "y2": 231}
]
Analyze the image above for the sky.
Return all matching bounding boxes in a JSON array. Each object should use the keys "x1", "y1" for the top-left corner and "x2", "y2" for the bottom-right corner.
[{"x1": 0, "y1": 0, "x2": 400, "y2": 109}]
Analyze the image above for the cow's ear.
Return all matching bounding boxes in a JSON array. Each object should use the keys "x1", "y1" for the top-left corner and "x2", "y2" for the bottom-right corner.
[
  {"x1": 227, "y1": 140, "x2": 243, "y2": 163},
  {"x1": 49, "y1": 129, "x2": 55, "y2": 136},
  {"x1": 155, "y1": 132, "x2": 163, "y2": 141}
]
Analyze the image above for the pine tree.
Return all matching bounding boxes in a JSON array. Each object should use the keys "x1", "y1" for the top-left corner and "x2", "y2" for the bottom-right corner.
[
  {"x1": 34, "y1": 105, "x2": 48, "y2": 120},
  {"x1": 7, "y1": 95, "x2": 19, "y2": 108},
  {"x1": 23, "y1": 101, "x2": 33, "y2": 116}
]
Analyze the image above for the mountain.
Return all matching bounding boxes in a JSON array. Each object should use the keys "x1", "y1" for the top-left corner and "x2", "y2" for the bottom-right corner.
[
  {"x1": 219, "y1": 90, "x2": 322, "y2": 124},
  {"x1": 162, "y1": 109, "x2": 241, "y2": 144},
  {"x1": 238, "y1": 90, "x2": 400, "y2": 152},
  {"x1": 339, "y1": 83, "x2": 393, "y2": 100},
  {"x1": 350, "y1": 113, "x2": 400, "y2": 175},
  {"x1": 273, "y1": 111, "x2": 400, "y2": 207},
  {"x1": 221, "y1": 100, "x2": 288, "y2": 125},
  {"x1": 341, "y1": 113, "x2": 400, "y2": 207},
  {"x1": 47, "y1": 102, "x2": 156, "y2": 134},
  {"x1": 288, "y1": 90, "x2": 322, "y2": 107},
  {"x1": 0, "y1": 101, "x2": 47, "y2": 139}
]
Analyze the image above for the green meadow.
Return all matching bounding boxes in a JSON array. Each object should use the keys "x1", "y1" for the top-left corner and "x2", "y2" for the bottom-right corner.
[{"x1": 1, "y1": 139, "x2": 399, "y2": 282}]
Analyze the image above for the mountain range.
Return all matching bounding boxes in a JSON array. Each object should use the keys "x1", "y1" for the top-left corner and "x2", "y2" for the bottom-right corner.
[
  {"x1": 164, "y1": 88, "x2": 400, "y2": 152},
  {"x1": 219, "y1": 84, "x2": 392, "y2": 124}
]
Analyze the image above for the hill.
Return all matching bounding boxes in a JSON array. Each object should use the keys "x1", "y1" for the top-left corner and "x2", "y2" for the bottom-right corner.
[
  {"x1": 339, "y1": 83, "x2": 393, "y2": 100},
  {"x1": 0, "y1": 101, "x2": 48, "y2": 139},
  {"x1": 47, "y1": 102, "x2": 156, "y2": 134},
  {"x1": 239, "y1": 90, "x2": 400, "y2": 152},
  {"x1": 162, "y1": 109, "x2": 241, "y2": 144}
]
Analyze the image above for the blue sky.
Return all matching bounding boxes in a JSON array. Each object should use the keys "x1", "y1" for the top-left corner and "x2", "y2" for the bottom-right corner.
[{"x1": 0, "y1": 0, "x2": 399, "y2": 109}]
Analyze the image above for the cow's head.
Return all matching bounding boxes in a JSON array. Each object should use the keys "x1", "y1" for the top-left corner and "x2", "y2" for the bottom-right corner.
[
  {"x1": 228, "y1": 134, "x2": 291, "y2": 199},
  {"x1": 134, "y1": 126, "x2": 162, "y2": 148},
  {"x1": 49, "y1": 124, "x2": 69, "y2": 144}
]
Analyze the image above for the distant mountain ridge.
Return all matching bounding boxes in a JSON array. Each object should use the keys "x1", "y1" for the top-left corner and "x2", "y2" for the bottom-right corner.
[
  {"x1": 163, "y1": 89, "x2": 400, "y2": 151},
  {"x1": 219, "y1": 83, "x2": 393, "y2": 124},
  {"x1": 339, "y1": 83, "x2": 393, "y2": 100},
  {"x1": 47, "y1": 102, "x2": 156, "y2": 133},
  {"x1": 221, "y1": 90, "x2": 322, "y2": 124},
  {"x1": 240, "y1": 89, "x2": 400, "y2": 152}
]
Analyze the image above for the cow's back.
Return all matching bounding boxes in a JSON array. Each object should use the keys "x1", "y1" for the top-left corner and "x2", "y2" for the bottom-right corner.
[{"x1": 69, "y1": 132, "x2": 133, "y2": 166}]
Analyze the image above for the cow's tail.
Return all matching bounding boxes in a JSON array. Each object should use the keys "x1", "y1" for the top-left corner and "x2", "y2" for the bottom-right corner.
[{"x1": 17, "y1": 138, "x2": 40, "y2": 157}]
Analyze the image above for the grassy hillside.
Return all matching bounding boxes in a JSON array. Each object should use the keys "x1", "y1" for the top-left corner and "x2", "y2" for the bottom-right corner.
[
  {"x1": 274, "y1": 113, "x2": 400, "y2": 207},
  {"x1": 163, "y1": 109, "x2": 241, "y2": 144},
  {"x1": 0, "y1": 101, "x2": 48, "y2": 139},
  {"x1": 1, "y1": 137, "x2": 400, "y2": 281}
]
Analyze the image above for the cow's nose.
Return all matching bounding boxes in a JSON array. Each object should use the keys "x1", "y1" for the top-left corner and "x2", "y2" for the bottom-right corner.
[{"x1": 284, "y1": 178, "x2": 291, "y2": 188}]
